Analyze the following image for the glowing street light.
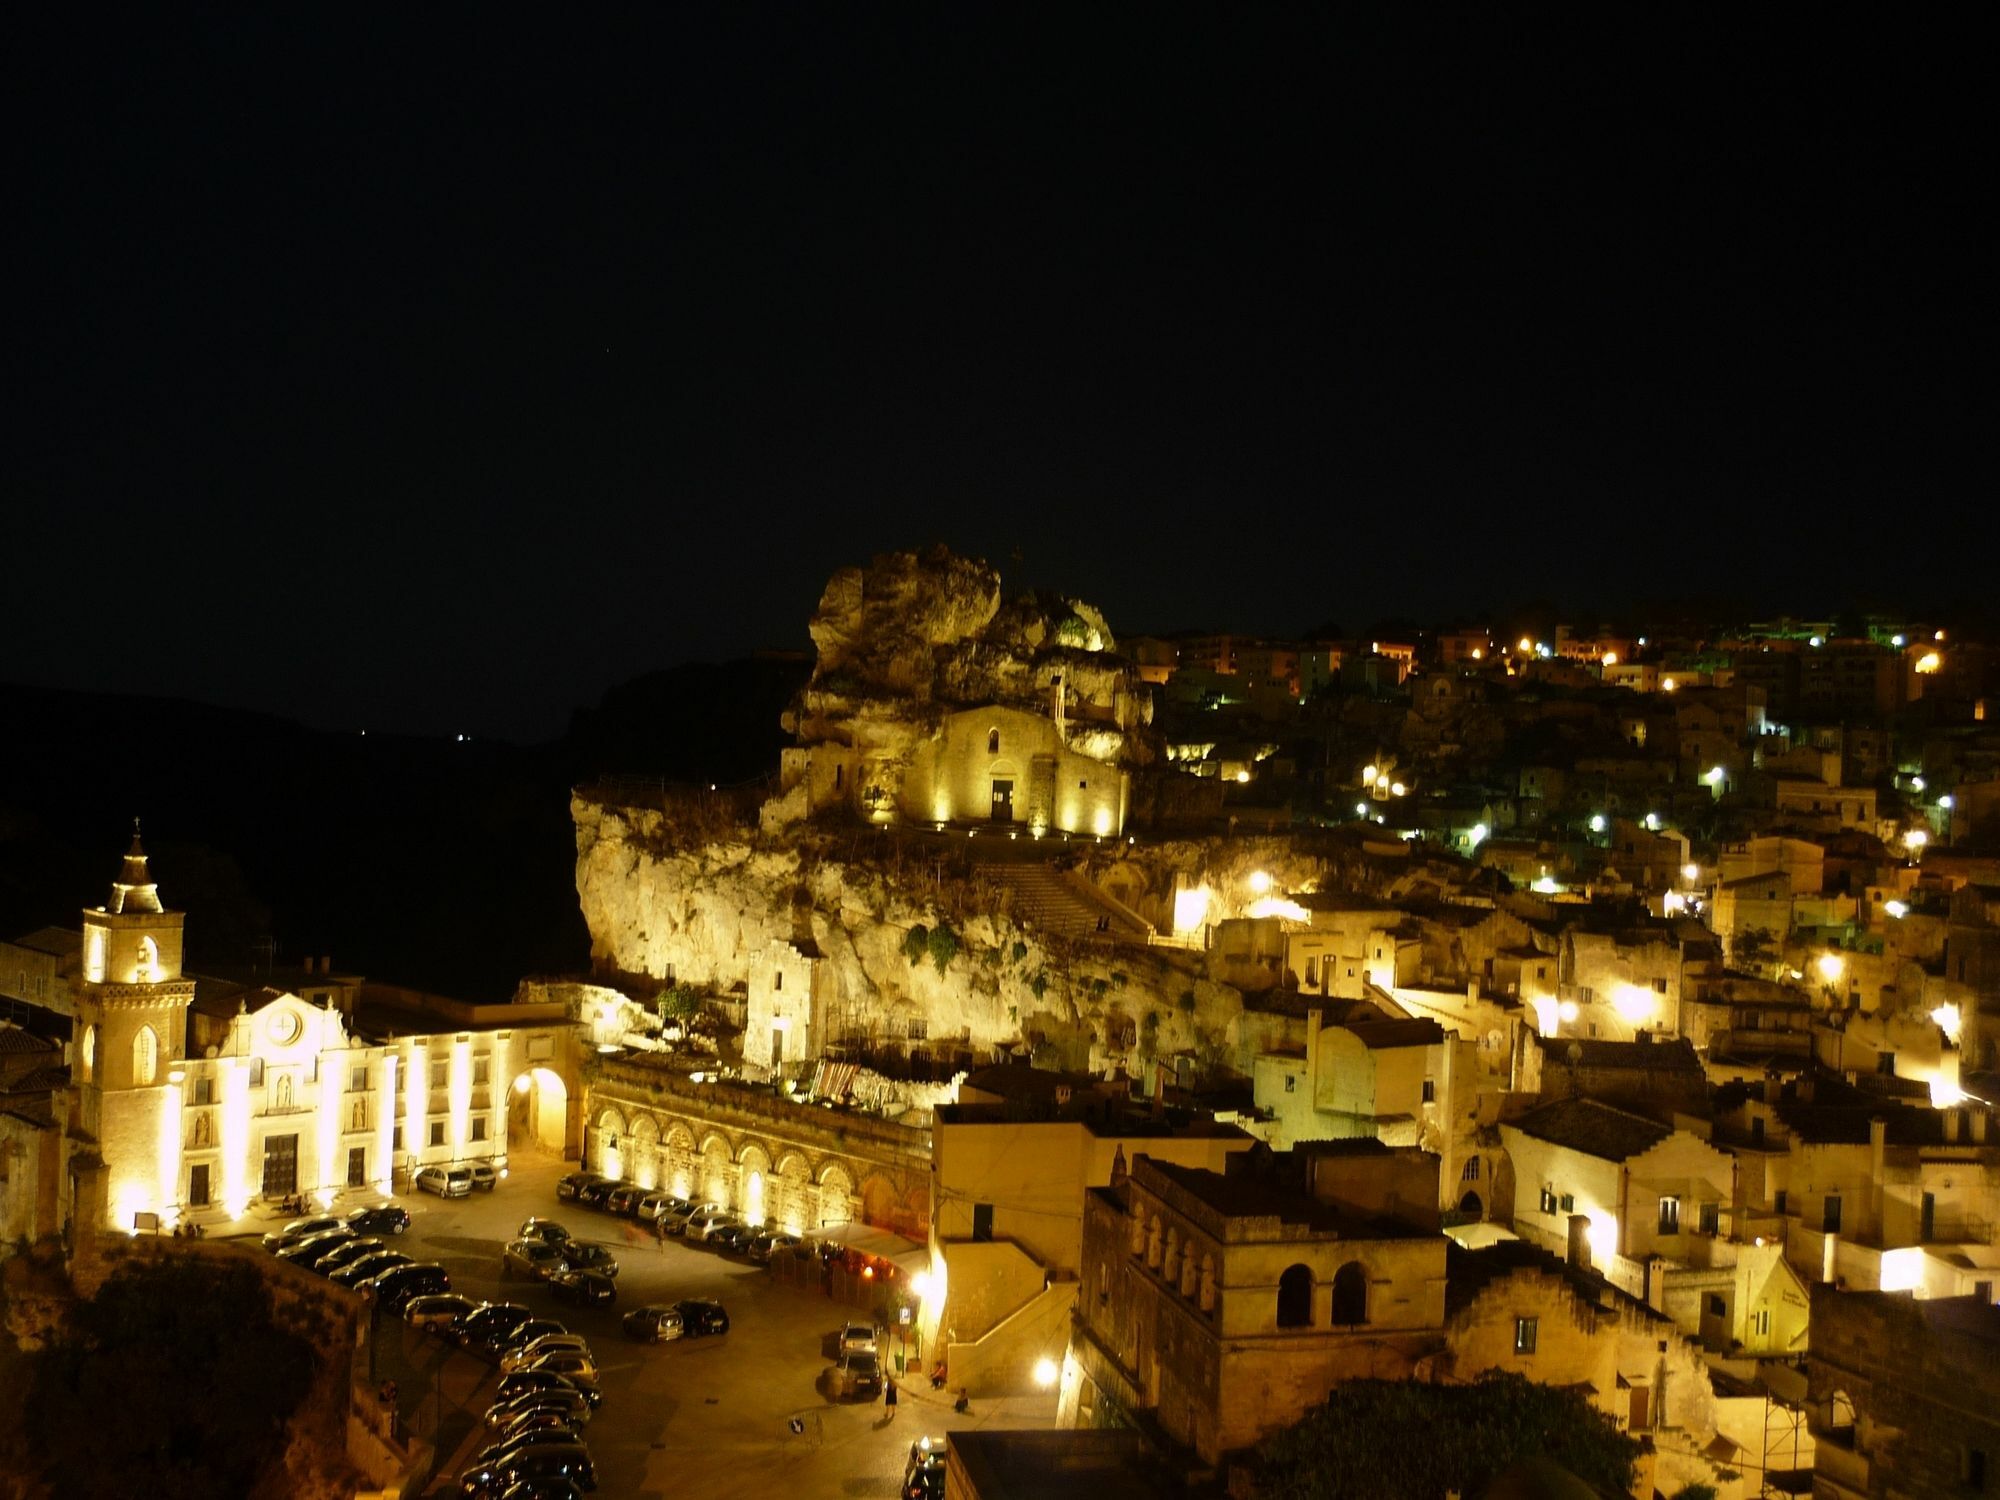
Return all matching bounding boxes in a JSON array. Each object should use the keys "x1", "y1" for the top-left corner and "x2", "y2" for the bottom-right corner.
[
  {"x1": 1911, "y1": 776, "x2": 1926, "y2": 792},
  {"x1": 1815, "y1": 952, "x2": 1845, "y2": 984},
  {"x1": 1588, "y1": 814, "x2": 1606, "y2": 833},
  {"x1": 1883, "y1": 900, "x2": 1909, "y2": 919},
  {"x1": 1033, "y1": 1357, "x2": 1059, "y2": 1388},
  {"x1": 1517, "y1": 637, "x2": 1533, "y2": 654},
  {"x1": 1362, "y1": 764, "x2": 1379, "y2": 785},
  {"x1": 1246, "y1": 870, "x2": 1273, "y2": 895},
  {"x1": 1915, "y1": 651, "x2": 1942, "y2": 674},
  {"x1": 1903, "y1": 828, "x2": 1929, "y2": 853},
  {"x1": 1643, "y1": 812, "x2": 1660, "y2": 831},
  {"x1": 1681, "y1": 863, "x2": 1700, "y2": 883},
  {"x1": 1939, "y1": 795, "x2": 1954, "y2": 810},
  {"x1": 1602, "y1": 651, "x2": 1618, "y2": 667}
]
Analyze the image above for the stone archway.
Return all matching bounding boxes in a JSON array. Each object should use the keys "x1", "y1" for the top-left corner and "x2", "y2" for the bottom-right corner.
[
  {"x1": 817, "y1": 1163, "x2": 855, "y2": 1232},
  {"x1": 738, "y1": 1144, "x2": 772, "y2": 1227},
  {"x1": 629, "y1": 1116, "x2": 660, "y2": 1190},
  {"x1": 773, "y1": 1152, "x2": 811, "y2": 1236},
  {"x1": 700, "y1": 1134, "x2": 734, "y2": 1209},
  {"x1": 1459, "y1": 1190, "x2": 1485, "y2": 1219},
  {"x1": 663, "y1": 1124, "x2": 698, "y2": 1200},
  {"x1": 507, "y1": 1067, "x2": 569, "y2": 1154},
  {"x1": 591, "y1": 1106, "x2": 628, "y2": 1178}
]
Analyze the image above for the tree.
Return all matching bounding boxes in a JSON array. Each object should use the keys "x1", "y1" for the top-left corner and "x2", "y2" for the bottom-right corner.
[
  {"x1": 1258, "y1": 1373, "x2": 1642, "y2": 1500},
  {"x1": 26, "y1": 1256, "x2": 319, "y2": 1499},
  {"x1": 657, "y1": 984, "x2": 701, "y2": 1023}
]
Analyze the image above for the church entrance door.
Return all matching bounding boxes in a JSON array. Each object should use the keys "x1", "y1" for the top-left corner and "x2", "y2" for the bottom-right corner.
[
  {"x1": 990, "y1": 779, "x2": 1014, "y2": 821},
  {"x1": 261, "y1": 1133, "x2": 298, "y2": 1197}
]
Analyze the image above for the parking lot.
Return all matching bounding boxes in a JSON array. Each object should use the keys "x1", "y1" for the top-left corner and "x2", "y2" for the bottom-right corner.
[{"x1": 368, "y1": 1154, "x2": 1054, "y2": 1497}]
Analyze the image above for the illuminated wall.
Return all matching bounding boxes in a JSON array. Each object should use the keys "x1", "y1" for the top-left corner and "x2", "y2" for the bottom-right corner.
[{"x1": 902, "y1": 706, "x2": 1127, "y2": 835}]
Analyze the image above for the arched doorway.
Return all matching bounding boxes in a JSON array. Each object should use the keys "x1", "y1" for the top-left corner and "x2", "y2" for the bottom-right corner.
[
  {"x1": 591, "y1": 1107, "x2": 627, "y2": 1178},
  {"x1": 739, "y1": 1145, "x2": 772, "y2": 1227},
  {"x1": 774, "y1": 1153, "x2": 811, "y2": 1235},
  {"x1": 1277, "y1": 1264, "x2": 1314, "y2": 1328},
  {"x1": 1331, "y1": 1261, "x2": 1368, "y2": 1325},
  {"x1": 663, "y1": 1125, "x2": 697, "y2": 1199},
  {"x1": 507, "y1": 1067, "x2": 568, "y2": 1154},
  {"x1": 700, "y1": 1135, "x2": 733, "y2": 1209},
  {"x1": 818, "y1": 1163, "x2": 855, "y2": 1232},
  {"x1": 629, "y1": 1116, "x2": 660, "y2": 1189},
  {"x1": 1459, "y1": 1190, "x2": 1485, "y2": 1219}
]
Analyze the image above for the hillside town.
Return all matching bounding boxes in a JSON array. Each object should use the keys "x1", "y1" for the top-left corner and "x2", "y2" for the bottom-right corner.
[{"x1": 5, "y1": 547, "x2": 1998, "y2": 1498}]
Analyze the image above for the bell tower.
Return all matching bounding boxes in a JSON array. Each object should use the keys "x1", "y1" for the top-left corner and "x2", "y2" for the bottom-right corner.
[{"x1": 75, "y1": 822, "x2": 197, "y2": 1229}]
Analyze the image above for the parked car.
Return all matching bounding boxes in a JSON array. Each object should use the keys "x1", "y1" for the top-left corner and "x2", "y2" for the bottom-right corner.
[
  {"x1": 634, "y1": 1192, "x2": 687, "y2": 1222},
  {"x1": 314, "y1": 1236, "x2": 387, "y2": 1273},
  {"x1": 903, "y1": 1436, "x2": 947, "y2": 1499},
  {"x1": 457, "y1": 1441, "x2": 595, "y2": 1498},
  {"x1": 404, "y1": 1293, "x2": 479, "y2": 1330},
  {"x1": 838, "y1": 1348, "x2": 883, "y2": 1398},
  {"x1": 494, "y1": 1409, "x2": 584, "y2": 1447},
  {"x1": 838, "y1": 1321, "x2": 879, "y2": 1356},
  {"x1": 549, "y1": 1269, "x2": 617, "y2": 1307},
  {"x1": 557, "y1": 1242, "x2": 618, "y2": 1277},
  {"x1": 708, "y1": 1222, "x2": 756, "y2": 1254},
  {"x1": 501, "y1": 1333, "x2": 593, "y2": 1375},
  {"x1": 574, "y1": 1178, "x2": 622, "y2": 1208},
  {"x1": 345, "y1": 1204, "x2": 411, "y2": 1235},
  {"x1": 277, "y1": 1228, "x2": 356, "y2": 1268},
  {"x1": 332, "y1": 1251, "x2": 410, "y2": 1289},
  {"x1": 686, "y1": 1212, "x2": 739, "y2": 1244},
  {"x1": 676, "y1": 1298, "x2": 730, "y2": 1336},
  {"x1": 518, "y1": 1350, "x2": 600, "y2": 1394},
  {"x1": 495, "y1": 1369, "x2": 599, "y2": 1411},
  {"x1": 746, "y1": 1231, "x2": 800, "y2": 1264},
  {"x1": 415, "y1": 1165, "x2": 474, "y2": 1198},
  {"x1": 473, "y1": 1429, "x2": 579, "y2": 1472},
  {"x1": 502, "y1": 1239, "x2": 567, "y2": 1281},
  {"x1": 554, "y1": 1173, "x2": 605, "y2": 1202},
  {"x1": 368, "y1": 1262, "x2": 451, "y2": 1309},
  {"x1": 468, "y1": 1162, "x2": 502, "y2": 1191},
  {"x1": 493, "y1": 1318, "x2": 570, "y2": 1358},
  {"x1": 622, "y1": 1304, "x2": 684, "y2": 1342},
  {"x1": 656, "y1": 1200, "x2": 723, "y2": 1235},
  {"x1": 455, "y1": 1302, "x2": 536, "y2": 1352},
  {"x1": 483, "y1": 1389, "x2": 593, "y2": 1433},
  {"x1": 603, "y1": 1185, "x2": 644, "y2": 1217},
  {"x1": 517, "y1": 1218, "x2": 572, "y2": 1246},
  {"x1": 262, "y1": 1214, "x2": 343, "y2": 1252}
]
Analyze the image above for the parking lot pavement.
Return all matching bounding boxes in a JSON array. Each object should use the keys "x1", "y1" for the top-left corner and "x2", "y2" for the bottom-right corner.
[{"x1": 392, "y1": 1155, "x2": 1055, "y2": 1497}]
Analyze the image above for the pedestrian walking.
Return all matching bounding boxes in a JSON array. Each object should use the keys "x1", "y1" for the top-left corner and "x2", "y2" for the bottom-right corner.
[{"x1": 884, "y1": 1377, "x2": 898, "y2": 1418}]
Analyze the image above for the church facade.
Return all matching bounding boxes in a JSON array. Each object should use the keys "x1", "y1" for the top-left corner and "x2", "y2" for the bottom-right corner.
[{"x1": 4, "y1": 831, "x2": 582, "y2": 1240}]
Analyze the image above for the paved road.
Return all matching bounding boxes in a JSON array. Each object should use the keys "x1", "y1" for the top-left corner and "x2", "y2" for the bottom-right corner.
[{"x1": 371, "y1": 1154, "x2": 1053, "y2": 1498}]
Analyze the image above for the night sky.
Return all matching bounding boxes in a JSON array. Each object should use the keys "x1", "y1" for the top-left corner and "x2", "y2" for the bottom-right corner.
[{"x1": 11, "y1": 12, "x2": 1987, "y2": 742}]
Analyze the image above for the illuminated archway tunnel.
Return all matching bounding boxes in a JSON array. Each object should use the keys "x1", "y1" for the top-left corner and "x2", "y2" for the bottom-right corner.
[{"x1": 508, "y1": 1067, "x2": 569, "y2": 1154}]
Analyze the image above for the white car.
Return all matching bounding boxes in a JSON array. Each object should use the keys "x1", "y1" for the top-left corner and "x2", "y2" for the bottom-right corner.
[
  {"x1": 838, "y1": 1321, "x2": 879, "y2": 1356},
  {"x1": 500, "y1": 1333, "x2": 593, "y2": 1375}
]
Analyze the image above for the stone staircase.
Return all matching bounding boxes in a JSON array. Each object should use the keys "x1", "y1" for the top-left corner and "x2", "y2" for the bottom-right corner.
[{"x1": 977, "y1": 862, "x2": 1151, "y2": 943}]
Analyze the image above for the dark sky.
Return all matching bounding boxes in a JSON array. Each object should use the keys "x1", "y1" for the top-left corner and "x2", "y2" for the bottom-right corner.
[{"x1": 11, "y1": 12, "x2": 1987, "y2": 742}]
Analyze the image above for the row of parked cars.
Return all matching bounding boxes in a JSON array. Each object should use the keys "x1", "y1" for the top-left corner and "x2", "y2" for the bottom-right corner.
[
  {"x1": 501, "y1": 1218, "x2": 621, "y2": 1305},
  {"x1": 554, "y1": 1171, "x2": 802, "y2": 1261},
  {"x1": 442, "y1": 1299, "x2": 603, "y2": 1498},
  {"x1": 261, "y1": 1205, "x2": 452, "y2": 1307}
]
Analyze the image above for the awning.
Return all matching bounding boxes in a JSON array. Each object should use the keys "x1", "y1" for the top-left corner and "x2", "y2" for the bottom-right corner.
[{"x1": 815, "y1": 1220, "x2": 931, "y2": 1274}]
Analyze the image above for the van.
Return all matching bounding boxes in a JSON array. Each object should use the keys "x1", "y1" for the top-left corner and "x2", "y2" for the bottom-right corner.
[{"x1": 414, "y1": 1165, "x2": 473, "y2": 1198}]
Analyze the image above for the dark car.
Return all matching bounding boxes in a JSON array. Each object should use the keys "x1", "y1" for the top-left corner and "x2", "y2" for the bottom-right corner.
[
  {"x1": 746, "y1": 1231, "x2": 800, "y2": 1264},
  {"x1": 495, "y1": 1369, "x2": 600, "y2": 1410},
  {"x1": 903, "y1": 1436, "x2": 947, "y2": 1499},
  {"x1": 483, "y1": 1387, "x2": 594, "y2": 1430},
  {"x1": 554, "y1": 1173, "x2": 604, "y2": 1202},
  {"x1": 675, "y1": 1298, "x2": 729, "y2": 1336},
  {"x1": 493, "y1": 1317, "x2": 570, "y2": 1357},
  {"x1": 331, "y1": 1250, "x2": 410, "y2": 1289},
  {"x1": 838, "y1": 1348, "x2": 883, "y2": 1398},
  {"x1": 574, "y1": 1178, "x2": 621, "y2": 1208},
  {"x1": 368, "y1": 1262, "x2": 450, "y2": 1309},
  {"x1": 456, "y1": 1302, "x2": 536, "y2": 1352},
  {"x1": 261, "y1": 1214, "x2": 344, "y2": 1252},
  {"x1": 346, "y1": 1204, "x2": 412, "y2": 1236},
  {"x1": 494, "y1": 1409, "x2": 585, "y2": 1447},
  {"x1": 458, "y1": 1441, "x2": 595, "y2": 1498},
  {"x1": 557, "y1": 1242, "x2": 618, "y2": 1278},
  {"x1": 314, "y1": 1236, "x2": 388, "y2": 1273},
  {"x1": 518, "y1": 1218, "x2": 572, "y2": 1246},
  {"x1": 277, "y1": 1228, "x2": 356, "y2": 1268},
  {"x1": 468, "y1": 1162, "x2": 501, "y2": 1191},
  {"x1": 622, "y1": 1304, "x2": 683, "y2": 1342},
  {"x1": 603, "y1": 1185, "x2": 644, "y2": 1217},
  {"x1": 708, "y1": 1223, "x2": 756, "y2": 1254},
  {"x1": 549, "y1": 1269, "x2": 616, "y2": 1307}
]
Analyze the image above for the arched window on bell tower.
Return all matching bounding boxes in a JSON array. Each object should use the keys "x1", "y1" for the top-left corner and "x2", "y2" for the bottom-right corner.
[{"x1": 132, "y1": 1025, "x2": 159, "y2": 1088}]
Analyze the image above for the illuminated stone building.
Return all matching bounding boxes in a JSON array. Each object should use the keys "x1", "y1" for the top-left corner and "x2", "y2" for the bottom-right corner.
[{"x1": 28, "y1": 832, "x2": 581, "y2": 1235}]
